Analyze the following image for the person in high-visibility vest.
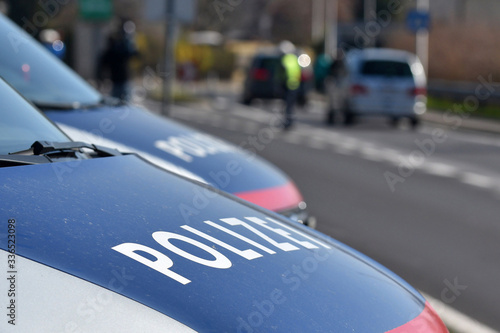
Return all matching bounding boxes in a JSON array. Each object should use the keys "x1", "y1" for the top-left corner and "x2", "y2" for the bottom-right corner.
[{"x1": 279, "y1": 41, "x2": 301, "y2": 130}]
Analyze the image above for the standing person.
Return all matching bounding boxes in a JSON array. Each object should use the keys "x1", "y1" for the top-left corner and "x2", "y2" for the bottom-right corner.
[
  {"x1": 98, "y1": 19, "x2": 138, "y2": 101},
  {"x1": 325, "y1": 51, "x2": 346, "y2": 125},
  {"x1": 313, "y1": 53, "x2": 332, "y2": 94},
  {"x1": 279, "y1": 41, "x2": 301, "y2": 130}
]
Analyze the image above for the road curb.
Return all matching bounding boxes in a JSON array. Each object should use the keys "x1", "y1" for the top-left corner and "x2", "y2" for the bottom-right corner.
[
  {"x1": 422, "y1": 293, "x2": 499, "y2": 333},
  {"x1": 423, "y1": 110, "x2": 500, "y2": 135}
]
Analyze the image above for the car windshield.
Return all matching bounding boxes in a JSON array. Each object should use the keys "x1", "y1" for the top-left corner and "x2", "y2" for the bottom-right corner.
[
  {"x1": 0, "y1": 79, "x2": 68, "y2": 154},
  {"x1": 256, "y1": 57, "x2": 280, "y2": 70},
  {"x1": 0, "y1": 14, "x2": 102, "y2": 108},
  {"x1": 361, "y1": 60, "x2": 413, "y2": 78}
]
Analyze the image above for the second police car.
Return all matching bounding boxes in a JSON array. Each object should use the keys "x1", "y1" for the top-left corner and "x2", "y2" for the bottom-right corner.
[
  {"x1": 0, "y1": 13, "x2": 313, "y2": 226},
  {"x1": 0, "y1": 76, "x2": 449, "y2": 332}
]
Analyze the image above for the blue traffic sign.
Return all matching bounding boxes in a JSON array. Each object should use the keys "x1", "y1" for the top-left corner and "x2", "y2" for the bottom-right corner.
[{"x1": 406, "y1": 10, "x2": 430, "y2": 32}]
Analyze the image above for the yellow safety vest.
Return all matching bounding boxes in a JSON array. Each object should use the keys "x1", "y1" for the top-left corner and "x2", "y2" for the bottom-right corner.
[{"x1": 282, "y1": 53, "x2": 301, "y2": 90}]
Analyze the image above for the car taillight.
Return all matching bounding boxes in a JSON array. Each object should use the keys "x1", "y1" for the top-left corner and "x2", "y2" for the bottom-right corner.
[
  {"x1": 409, "y1": 87, "x2": 427, "y2": 96},
  {"x1": 351, "y1": 84, "x2": 368, "y2": 95},
  {"x1": 301, "y1": 71, "x2": 312, "y2": 82},
  {"x1": 252, "y1": 68, "x2": 270, "y2": 81}
]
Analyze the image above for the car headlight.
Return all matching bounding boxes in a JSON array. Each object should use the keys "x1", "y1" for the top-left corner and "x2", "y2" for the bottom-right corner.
[{"x1": 279, "y1": 201, "x2": 317, "y2": 228}]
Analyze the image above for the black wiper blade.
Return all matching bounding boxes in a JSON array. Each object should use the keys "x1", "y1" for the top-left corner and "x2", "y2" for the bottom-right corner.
[
  {"x1": 11, "y1": 141, "x2": 122, "y2": 157},
  {"x1": 33, "y1": 97, "x2": 126, "y2": 111},
  {"x1": 32, "y1": 101, "x2": 82, "y2": 110},
  {"x1": 100, "y1": 96, "x2": 126, "y2": 107}
]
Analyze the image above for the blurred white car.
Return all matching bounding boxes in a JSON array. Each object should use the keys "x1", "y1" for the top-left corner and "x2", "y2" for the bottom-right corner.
[{"x1": 327, "y1": 48, "x2": 427, "y2": 128}]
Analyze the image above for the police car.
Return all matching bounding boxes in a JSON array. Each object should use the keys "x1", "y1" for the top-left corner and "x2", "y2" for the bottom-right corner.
[
  {"x1": 0, "y1": 77, "x2": 448, "y2": 332},
  {"x1": 0, "y1": 14, "x2": 313, "y2": 226}
]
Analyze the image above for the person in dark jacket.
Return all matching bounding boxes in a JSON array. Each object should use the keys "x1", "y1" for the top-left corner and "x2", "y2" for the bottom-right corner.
[
  {"x1": 325, "y1": 52, "x2": 347, "y2": 125},
  {"x1": 98, "y1": 20, "x2": 138, "y2": 101}
]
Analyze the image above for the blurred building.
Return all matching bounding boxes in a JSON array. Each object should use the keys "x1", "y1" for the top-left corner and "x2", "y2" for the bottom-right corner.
[{"x1": 431, "y1": 0, "x2": 500, "y2": 24}]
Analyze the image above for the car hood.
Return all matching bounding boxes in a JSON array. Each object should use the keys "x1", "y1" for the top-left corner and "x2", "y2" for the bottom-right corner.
[
  {"x1": 45, "y1": 105, "x2": 302, "y2": 212},
  {"x1": 0, "y1": 155, "x2": 446, "y2": 332}
]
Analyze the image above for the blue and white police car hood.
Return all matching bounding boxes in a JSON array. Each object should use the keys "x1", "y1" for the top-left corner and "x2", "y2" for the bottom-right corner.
[
  {"x1": 48, "y1": 106, "x2": 303, "y2": 213},
  {"x1": 0, "y1": 156, "x2": 447, "y2": 332}
]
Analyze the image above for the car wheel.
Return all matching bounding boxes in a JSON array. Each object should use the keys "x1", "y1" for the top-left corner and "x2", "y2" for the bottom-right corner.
[
  {"x1": 410, "y1": 116, "x2": 420, "y2": 129},
  {"x1": 325, "y1": 109, "x2": 336, "y2": 125},
  {"x1": 389, "y1": 117, "x2": 400, "y2": 128},
  {"x1": 343, "y1": 106, "x2": 355, "y2": 126},
  {"x1": 297, "y1": 94, "x2": 307, "y2": 107},
  {"x1": 242, "y1": 96, "x2": 252, "y2": 105},
  {"x1": 241, "y1": 91, "x2": 253, "y2": 105}
]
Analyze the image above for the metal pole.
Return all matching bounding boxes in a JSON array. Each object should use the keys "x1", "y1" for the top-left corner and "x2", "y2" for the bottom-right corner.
[
  {"x1": 364, "y1": 0, "x2": 377, "y2": 23},
  {"x1": 312, "y1": 0, "x2": 325, "y2": 44},
  {"x1": 364, "y1": 0, "x2": 376, "y2": 47},
  {"x1": 324, "y1": 0, "x2": 338, "y2": 57},
  {"x1": 416, "y1": 0, "x2": 430, "y2": 77},
  {"x1": 162, "y1": 0, "x2": 176, "y2": 116}
]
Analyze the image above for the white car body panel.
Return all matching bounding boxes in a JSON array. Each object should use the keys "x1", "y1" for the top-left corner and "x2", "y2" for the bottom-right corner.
[{"x1": 0, "y1": 250, "x2": 197, "y2": 333}]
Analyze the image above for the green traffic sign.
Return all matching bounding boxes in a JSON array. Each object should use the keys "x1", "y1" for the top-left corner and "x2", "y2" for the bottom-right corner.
[{"x1": 79, "y1": 0, "x2": 113, "y2": 21}]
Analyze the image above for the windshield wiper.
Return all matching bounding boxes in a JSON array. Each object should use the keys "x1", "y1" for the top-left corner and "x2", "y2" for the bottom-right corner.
[
  {"x1": 33, "y1": 96, "x2": 126, "y2": 111},
  {"x1": 32, "y1": 101, "x2": 82, "y2": 110},
  {"x1": 10, "y1": 141, "x2": 122, "y2": 157},
  {"x1": 1, "y1": 141, "x2": 122, "y2": 168}
]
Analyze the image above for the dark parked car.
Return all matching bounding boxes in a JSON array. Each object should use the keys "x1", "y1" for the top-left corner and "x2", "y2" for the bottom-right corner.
[{"x1": 242, "y1": 52, "x2": 312, "y2": 106}]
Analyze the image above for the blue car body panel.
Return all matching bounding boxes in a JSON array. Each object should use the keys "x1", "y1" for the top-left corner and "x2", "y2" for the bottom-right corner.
[
  {"x1": 0, "y1": 155, "x2": 427, "y2": 332},
  {"x1": 0, "y1": 12, "x2": 302, "y2": 212},
  {"x1": 46, "y1": 105, "x2": 289, "y2": 195}
]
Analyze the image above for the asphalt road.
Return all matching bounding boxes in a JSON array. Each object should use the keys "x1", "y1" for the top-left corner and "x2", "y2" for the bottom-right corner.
[{"x1": 143, "y1": 98, "x2": 500, "y2": 331}]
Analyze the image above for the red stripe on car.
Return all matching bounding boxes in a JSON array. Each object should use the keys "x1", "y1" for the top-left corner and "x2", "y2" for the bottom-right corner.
[
  {"x1": 386, "y1": 302, "x2": 448, "y2": 333},
  {"x1": 235, "y1": 182, "x2": 303, "y2": 212}
]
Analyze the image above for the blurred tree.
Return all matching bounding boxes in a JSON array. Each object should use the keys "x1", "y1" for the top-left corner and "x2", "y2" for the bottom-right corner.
[
  {"x1": 267, "y1": 0, "x2": 312, "y2": 45},
  {"x1": 353, "y1": 0, "x2": 407, "y2": 22},
  {"x1": 194, "y1": 0, "x2": 269, "y2": 40}
]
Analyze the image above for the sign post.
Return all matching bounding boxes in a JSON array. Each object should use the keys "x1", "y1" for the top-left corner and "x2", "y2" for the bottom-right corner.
[
  {"x1": 75, "y1": 0, "x2": 113, "y2": 79},
  {"x1": 325, "y1": 0, "x2": 338, "y2": 58},
  {"x1": 407, "y1": 0, "x2": 430, "y2": 76},
  {"x1": 162, "y1": 0, "x2": 176, "y2": 117},
  {"x1": 312, "y1": 0, "x2": 325, "y2": 44},
  {"x1": 144, "y1": 0, "x2": 197, "y2": 116}
]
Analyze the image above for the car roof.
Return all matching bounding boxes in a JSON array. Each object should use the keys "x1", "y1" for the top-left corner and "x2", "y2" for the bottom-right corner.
[{"x1": 348, "y1": 48, "x2": 417, "y2": 63}]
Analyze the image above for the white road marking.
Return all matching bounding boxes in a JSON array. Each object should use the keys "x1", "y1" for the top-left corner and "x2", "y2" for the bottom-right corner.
[
  {"x1": 333, "y1": 145, "x2": 356, "y2": 155},
  {"x1": 460, "y1": 172, "x2": 494, "y2": 189},
  {"x1": 209, "y1": 115, "x2": 224, "y2": 127},
  {"x1": 231, "y1": 108, "x2": 272, "y2": 123},
  {"x1": 227, "y1": 118, "x2": 240, "y2": 131},
  {"x1": 283, "y1": 134, "x2": 303, "y2": 145},
  {"x1": 359, "y1": 146, "x2": 384, "y2": 162},
  {"x1": 308, "y1": 138, "x2": 328, "y2": 150},
  {"x1": 243, "y1": 122, "x2": 260, "y2": 134},
  {"x1": 333, "y1": 138, "x2": 360, "y2": 153},
  {"x1": 421, "y1": 162, "x2": 459, "y2": 178}
]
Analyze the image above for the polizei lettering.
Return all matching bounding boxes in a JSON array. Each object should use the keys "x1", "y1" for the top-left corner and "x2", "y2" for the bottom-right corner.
[
  {"x1": 155, "y1": 133, "x2": 236, "y2": 163},
  {"x1": 112, "y1": 217, "x2": 331, "y2": 285}
]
